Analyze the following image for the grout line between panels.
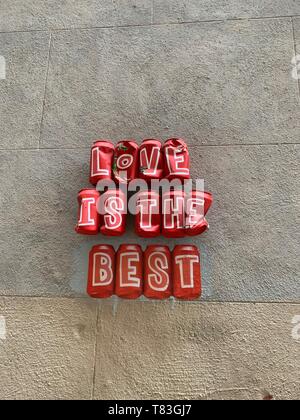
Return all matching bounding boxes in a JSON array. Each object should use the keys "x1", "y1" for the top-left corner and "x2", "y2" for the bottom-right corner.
[
  {"x1": 1, "y1": 15, "x2": 300, "y2": 36},
  {"x1": 0, "y1": 142, "x2": 300, "y2": 153},
  {"x1": 52, "y1": 15, "x2": 300, "y2": 33},
  {"x1": 0, "y1": 295, "x2": 300, "y2": 306}
]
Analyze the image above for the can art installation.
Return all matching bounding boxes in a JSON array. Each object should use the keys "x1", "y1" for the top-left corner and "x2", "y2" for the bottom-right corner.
[
  {"x1": 87, "y1": 244, "x2": 201, "y2": 301},
  {"x1": 75, "y1": 138, "x2": 213, "y2": 300}
]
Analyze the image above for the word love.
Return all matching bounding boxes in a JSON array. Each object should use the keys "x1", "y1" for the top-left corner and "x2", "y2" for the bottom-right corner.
[
  {"x1": 90, "y1": 138, "x2": 190, "y2": 185},
  {"x1": 75, "y1": 189, "x2": 213, "y2": 238},
  {"x1": 87, "y1": 244, "x2": 201, "y2": 301}
]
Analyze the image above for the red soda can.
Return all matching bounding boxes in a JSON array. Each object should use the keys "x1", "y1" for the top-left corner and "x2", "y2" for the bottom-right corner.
[
  {"x1": 163, "y1": 138, "x2": 190, "y2": 181},
  {"x1": 162, "y1": 190, "x2": 186, "y2": 238},
  {"x1": 172, "y1": 245, "x2": 201, "y2": 300},
  {"x1": 100, "y1": 189, "x2": 127, "y2": 236},
  {"x1": 203, "y1": 191, "x2": 213, "y2": 216},
  {"x1": 87, "y1": 245, "x2": 115, "y2": 298},
  {"x1": 185, "y1": 191, "x2": 213, "y2": 236},
  {"x1": 135, "y1": 190, "x2": 161, "y2": 238},
  {"x1": 75, "y1": 189, "x2": 100, "y2": 235},
  {"x1": 144, "y1": 246, "x2": 172, "y2": 300},
  {"x1": 139, "y1": 139, "x2": 164, "y2": 182},
  {"x1": 89, "y1": 140, "x2": 115, "y2": 185},
  {"x1": 115, "y1": 244, "x2": 143, "y2": 299},
  {"x1": 113, "y1": 140, "x2": 139, "y2": 184}
]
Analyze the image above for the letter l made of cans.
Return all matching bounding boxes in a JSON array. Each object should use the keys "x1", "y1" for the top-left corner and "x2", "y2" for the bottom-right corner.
[{"x1": 75, "y1": 138, "x2": 213, "y2": 300}]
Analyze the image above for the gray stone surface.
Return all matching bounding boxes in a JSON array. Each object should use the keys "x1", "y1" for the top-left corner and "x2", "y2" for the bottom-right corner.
[
  {"x1": 94, "y1": 301, "x2": 300, "y2": 400},
  {"x1": 0, "y1": 145, "x2": 298, "y2": 302},
  {"x1": 195, "y1": 144, "x2": 300, "y2": 302},
  {"x1": 153, "y1": 0, "x2": 300, "y2": 23},
  {"x1": 293, "y1": 17, "x2": 300, "y2": 51},
  {"x1": 0, "y1": 0, "x2": 151, "y2": 32},
  {"x1": 0, "y1": 297, "x2": 97, "y2": 400},
  {"x1": 41, "y1": 19, "x2": 300, "y2": 148},
  {"x1": 0, "y1": 31, "x2": 50, "y2": 149},
  {"x1": 0, "y1": 149, "x2": 90, "y2": 296}
]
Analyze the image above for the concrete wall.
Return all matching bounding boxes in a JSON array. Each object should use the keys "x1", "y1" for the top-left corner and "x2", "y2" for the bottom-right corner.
[{"x1": 0, "y1": 1, "x2": 299, "y2": 399}]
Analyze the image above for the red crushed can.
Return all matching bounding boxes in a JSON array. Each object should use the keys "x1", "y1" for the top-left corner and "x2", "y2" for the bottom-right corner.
[
  {"x1": 89, "y1": 140, "x2": 115, "y2": 185},
  {"x1": 185, "y1": 191, "x2": 213, "y2": 236},
  {"x1": 163, "y1": 138, "x2": 190, "y2": 181},
  {"x1": 113, "y1": 140, "x2": 139, "y2": 184},
  {"x1": 135, "y1": 190, "x2": 161, "y2": 238},
  {"x1": 87, "y1": 245, "x2": 115, "y2": 298},
  {"x1": 115, "y1": 244, "x2": 143, "y2": 299},
  {"x1": 75, "y1": 189, "x2": 100, "y2": 235},
  {"x1": 173, "y1": 245, "x2": 201, "y2": 300},
  {"x1": 100, "y1": 189, "x2": 127, "y2": 236},
  {"x1": 139, "y1": 139, "x2": 164, "y2": 182},
  {"x1": 162, "y1": 190, "x2": 186, "y2": 238},
  {"x1": 144, "y1": 245, "x2": 172, "y2": 300}
]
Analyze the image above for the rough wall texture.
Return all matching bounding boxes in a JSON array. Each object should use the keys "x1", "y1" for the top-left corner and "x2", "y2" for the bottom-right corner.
[
  {"x1": 0, "y1": 0, "x2": 299, "y2": 400},
  {"x1": 95, "y1": 301, "x2": 300, "y2": 400},
  {"x1": 0, "y1": 298, "x2": 97, "y2": 400},
  {"x1": 0, "y1": 299, "x2": 299, "y2": 400}
]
